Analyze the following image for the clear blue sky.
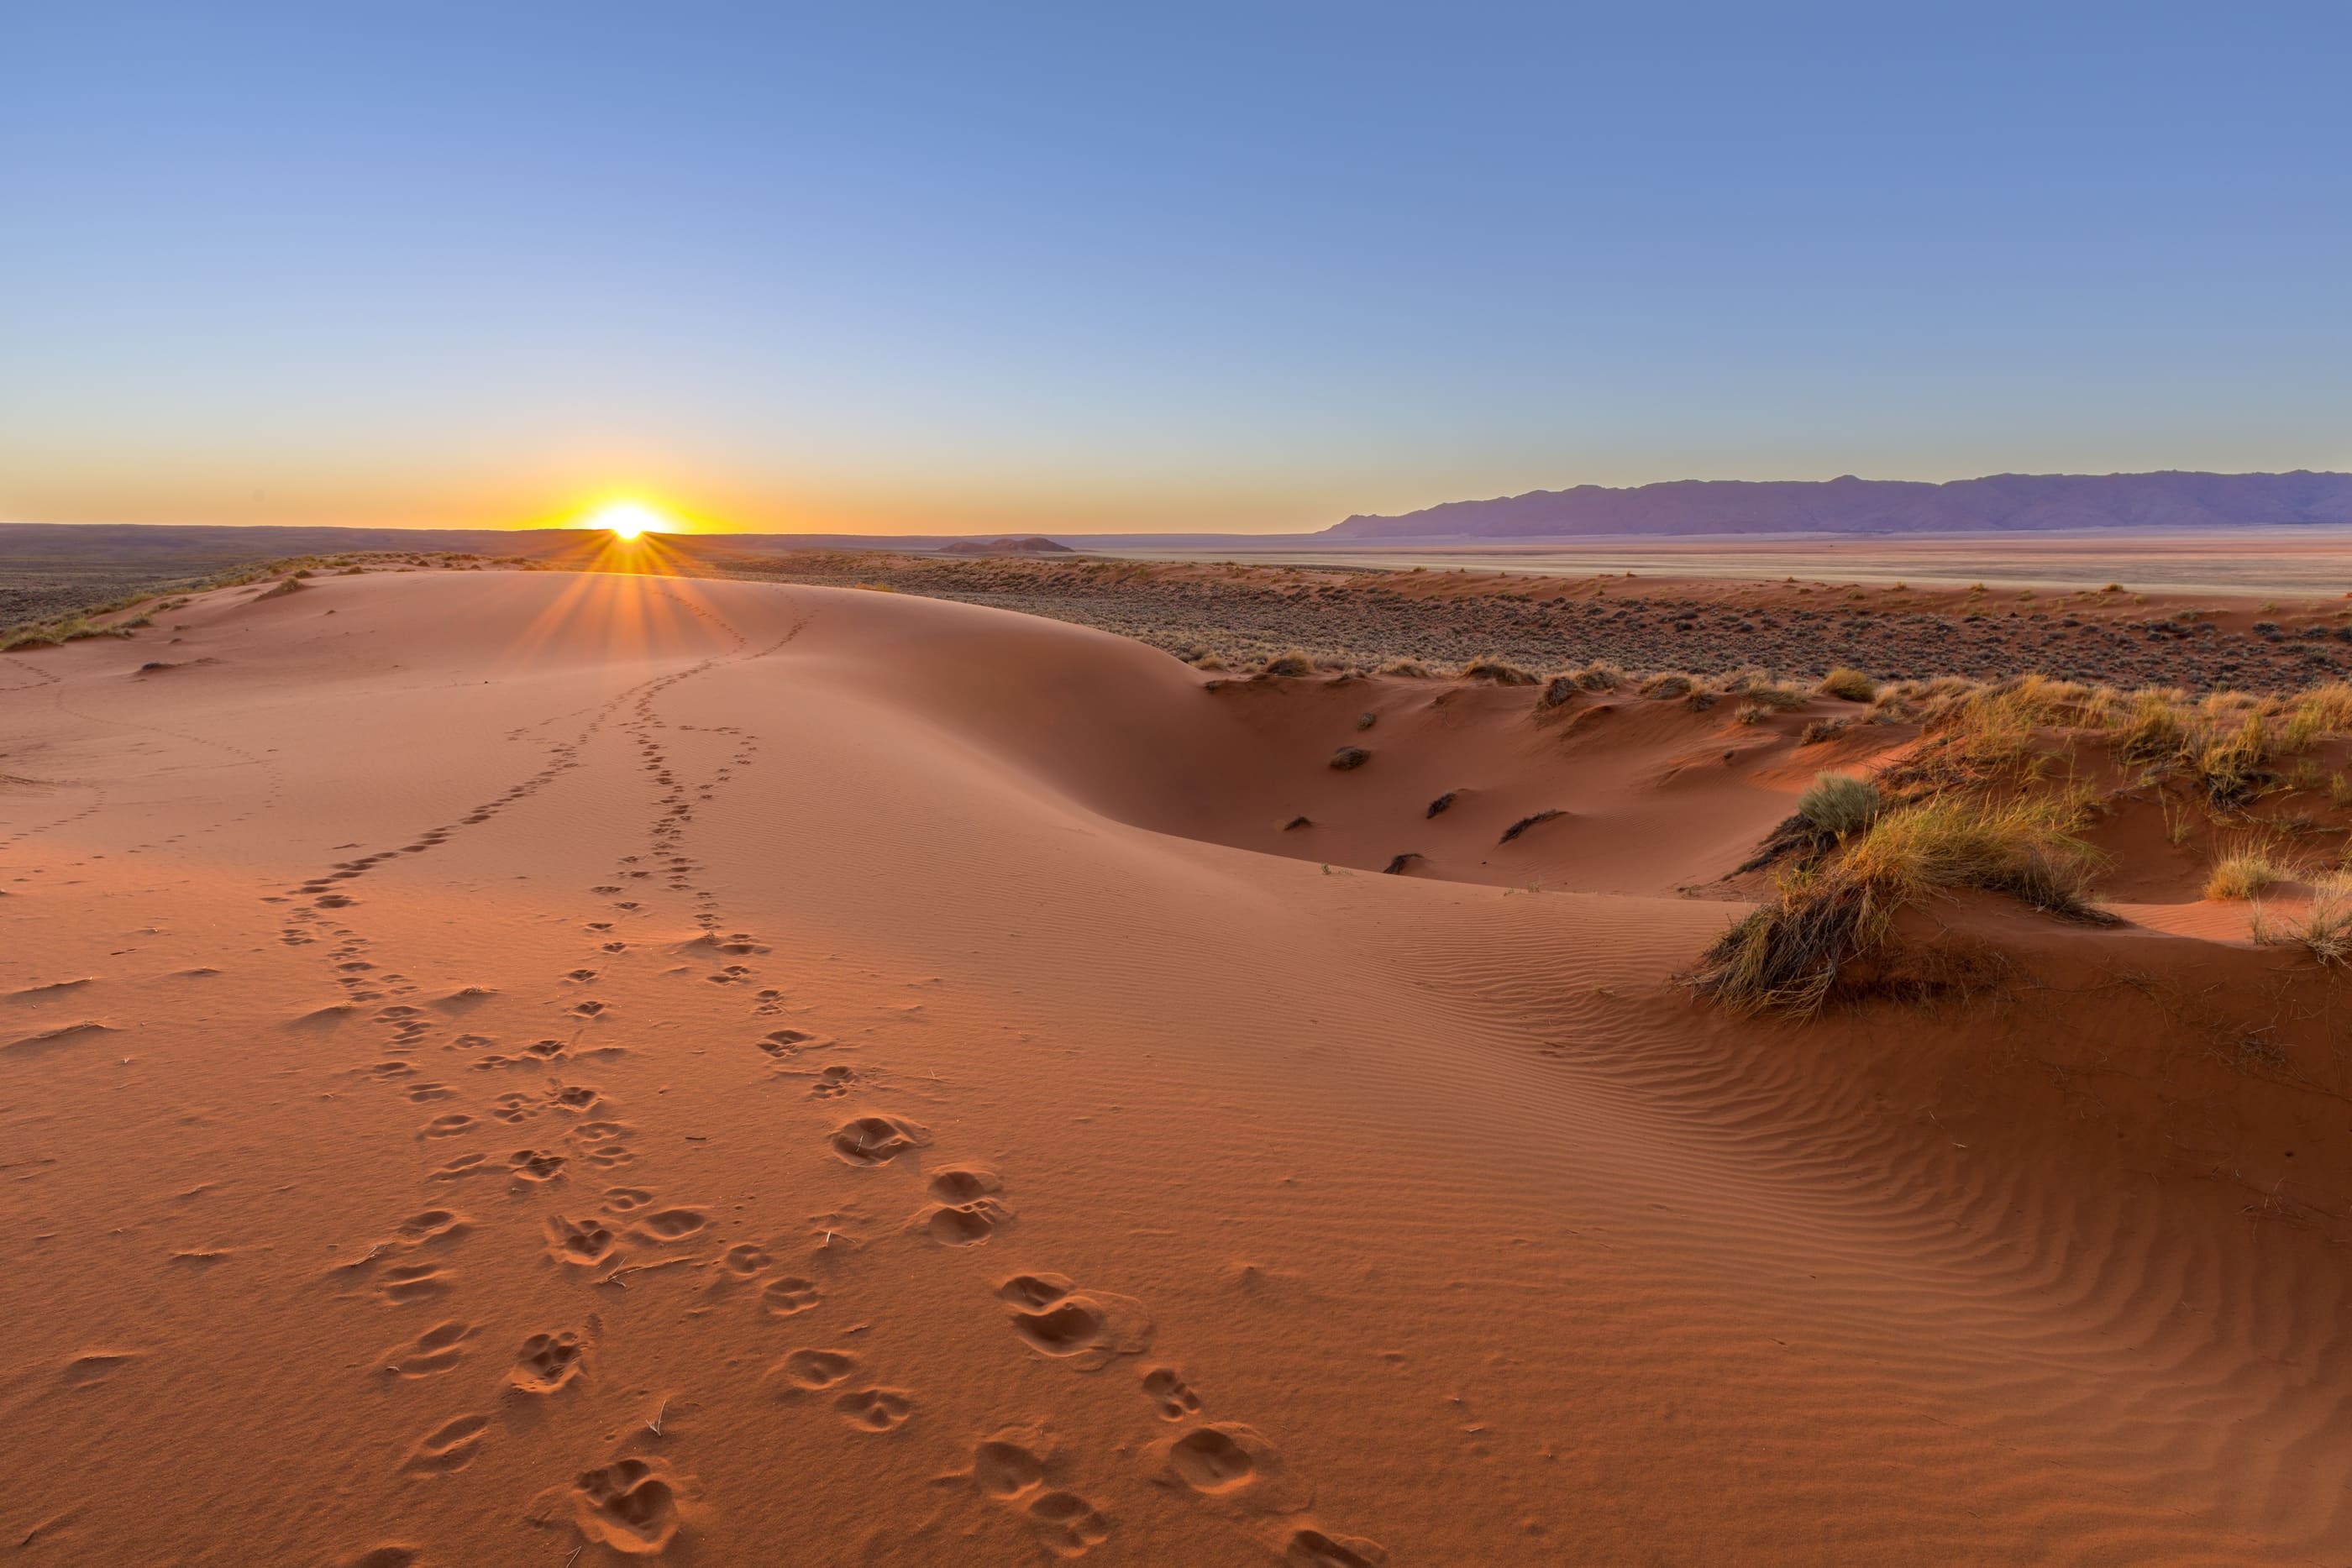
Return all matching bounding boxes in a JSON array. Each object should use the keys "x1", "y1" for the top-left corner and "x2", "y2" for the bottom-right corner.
[{"x1": 3, "y1": 2, "x2": 2346, "y2": 533}]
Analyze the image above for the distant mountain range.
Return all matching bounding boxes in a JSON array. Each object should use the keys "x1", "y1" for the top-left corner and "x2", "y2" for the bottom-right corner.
[{"x1": 1324, "y1": 470, "x2": 2352, "y2": 541}]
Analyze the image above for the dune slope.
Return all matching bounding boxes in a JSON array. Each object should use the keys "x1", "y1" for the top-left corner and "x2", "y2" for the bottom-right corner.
[{"x1": 1, "y1": 569, "x2": 2345, "y2": 1566}]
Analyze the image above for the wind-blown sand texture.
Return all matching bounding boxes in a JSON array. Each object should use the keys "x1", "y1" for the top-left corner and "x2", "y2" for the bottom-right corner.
[{"x1": 2, "y1": 568, "x2": 2347, "y2": 1565}]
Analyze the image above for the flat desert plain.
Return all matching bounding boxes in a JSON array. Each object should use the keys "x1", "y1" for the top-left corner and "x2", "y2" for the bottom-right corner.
[{"x1": 2, "y1": 568, "x2": 2347, "y2": 1566}]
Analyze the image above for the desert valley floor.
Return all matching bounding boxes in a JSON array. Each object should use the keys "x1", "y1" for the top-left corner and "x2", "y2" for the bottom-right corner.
[{"x1": 3, "y1": 569, "x2": 2348, "y2": 1566}]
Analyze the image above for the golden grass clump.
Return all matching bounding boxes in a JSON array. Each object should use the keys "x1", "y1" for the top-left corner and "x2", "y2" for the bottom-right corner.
[
  {"x1": 1795, "y1": 773, "x2": 1882, "y2": 840},
  {"x1": 1819, "y1": 666, "x2": 1877, "y2": 702},
  {"x1": 1460, "y1": 658, "x2": 1537, "y2": 685},
  {"x1": 1259, "y1": 648, "x2": 1316, "y2": 676},
  {"x1": 2204, "y1": 841, "x2": 2284, "y2": 901}
]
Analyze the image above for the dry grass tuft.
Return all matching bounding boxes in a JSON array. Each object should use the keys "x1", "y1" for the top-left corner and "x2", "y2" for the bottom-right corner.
[
  {"x1": 1461, "y1": 657, "x2": 1536, "y2": 685},
  {"x1": 2204, "y1": 840, "x2": 2285, "y2": 901},
  {"x1": 1797, "y1": 774, "x2": 1881, "y2": 840},
  {"x1": 1819, "y1": 666, "x2": 1878, "y2": 702},
  {"x1": 2251, "y1": 876, "x2": 2352, "y2": 966}
]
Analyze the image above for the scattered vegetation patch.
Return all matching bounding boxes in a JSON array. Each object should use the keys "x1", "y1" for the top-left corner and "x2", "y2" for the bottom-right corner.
[
  {"x1": 1328, "y1": 746, "x2": 1370, "y2": 771},
  {"x1": 2204, "y1": 841, "x2": 2284, "y2": 901}
]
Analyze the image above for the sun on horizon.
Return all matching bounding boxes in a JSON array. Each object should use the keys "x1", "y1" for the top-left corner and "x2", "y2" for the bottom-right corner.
[{"x1": 581, "y1": 499, "x2": 671, "y2": 540}]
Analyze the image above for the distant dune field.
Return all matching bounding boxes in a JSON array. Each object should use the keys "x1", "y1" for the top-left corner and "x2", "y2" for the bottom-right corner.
[{"x1": 1, "y1": 567, "x2": 2347, "y2": 1565}]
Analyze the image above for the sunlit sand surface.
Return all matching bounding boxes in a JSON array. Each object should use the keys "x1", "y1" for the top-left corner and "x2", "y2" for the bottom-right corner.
[{"x1": 1, "y1": 567, "x2": 2346, "y2": 1565}]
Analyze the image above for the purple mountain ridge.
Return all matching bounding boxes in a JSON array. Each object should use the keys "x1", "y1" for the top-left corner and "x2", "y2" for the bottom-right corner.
[{"x1": 1322, "y1": 471, "x2": 2352, "y2": 541}]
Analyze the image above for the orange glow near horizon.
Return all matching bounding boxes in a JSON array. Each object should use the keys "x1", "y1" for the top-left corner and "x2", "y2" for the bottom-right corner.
[{"x1": 580, "y1": 499, "x2": 673, "y2": 540}]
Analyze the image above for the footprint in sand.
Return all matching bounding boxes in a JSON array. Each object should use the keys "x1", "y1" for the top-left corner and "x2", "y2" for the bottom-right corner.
[
  {"x1": 921, "y1": 1168, "x2": 1013, "y2": 1245},
  {"x1": 761, "y1": 1276, "x2": 822, "y2": 1317},
  {"x1": 830, "y1": 1114, "x2": 929, "y2": 1167},
  {"x1": 401, "y1": 1413, "x2": 488, "y2": 1474},
  {"x1": 567, "y1": 1457, "x2": 685, "y2": 1555},
  {"x1": 491, "y1": 1092, "x2": 539, "y2": 1124},
  {"x1": 630, "y1": 1207, "x2": 710, "y2": 1244},
  {"x1": 546, "y1": 1215, "x2": 622, "y2": 1268},
  {"x1": 808, "y1": 1064, "x2": 858, "y2": 1099},
  {"x1": 377, "y1": 1261, "x2": 452, "y2": 1305},
  {"x1": 393, "y1": 1209, "x2": 470, "y2": 1245},
  {"x1": 417, "y1": 1114, "x2": 475, "y2": 1140},
  {"x1": 1026, "y1": 1491, "x2": 1114, "y2": 1558},
  {"x1": 1284, "y1": 1528, "x2": 1390, "y2": 1566},
  {"x1": 510, "y1": 1330, "x2": 586, "y2": 1394},
  {"x1": 1147, "y1": 1423, "x2": 1306, "y2": 1517},
  {"x1": 768, "y1": 1348, "x2": 858, "y2": 1395},
  {"x1": 404, "y1": 1082, "x2": 456, "y2": 1103},
  {"x1": 428, "y1": 1152, "x2": 489, "y2": 1182},
  {"x1": 381, "y1": 1321, "x2": 476, "y2": 1378},
  {"x1": 714, "y1": 1242, "x2": 772, "y2": 1281},
  {"x1": 1141, "y1": 1366, "x2": 1204, "y2": 1420},
  {"x1": 996, "y1": 1274, "x2": 1154, "y2": 1371},
  {"x1": 507, "y1": 1149, "x2": 567, "y2": 1184},
  {"x1": 60, "y1": 1350, "x2": 141, "y2": 1387},
  {"x1": 550, "y1": 1083, "x2": 602, "y2": 1114},
  {"x1": 601, "y1": 1187, "x2": 657, "y2": 1214},
  {"x1": 964, "y1": 1430, "x2": 1114, "y2": 1558},
  {"x1": 832, "y1": 1387, "x2": 916, "y2": 1432}
]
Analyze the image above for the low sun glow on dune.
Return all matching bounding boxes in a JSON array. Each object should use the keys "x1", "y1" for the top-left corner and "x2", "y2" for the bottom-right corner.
[{"x1": 584, "y1": 500, "x2": 669, "y2": 540}]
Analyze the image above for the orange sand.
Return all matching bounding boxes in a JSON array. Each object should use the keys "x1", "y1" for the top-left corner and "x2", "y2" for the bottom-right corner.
[{"x1": 1, "y1": 569, "x2": 2345, "y2": 1565}]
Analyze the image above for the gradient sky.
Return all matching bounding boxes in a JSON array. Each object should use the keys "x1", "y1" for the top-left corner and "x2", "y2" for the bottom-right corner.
[{"x1": 5, "y1": 3, "x2": 2348, "y2": 535}]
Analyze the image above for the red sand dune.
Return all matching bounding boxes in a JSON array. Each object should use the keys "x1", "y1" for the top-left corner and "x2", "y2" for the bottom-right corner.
[{"x1": 1, "y1": 569, "x2": 2346, "y2": 1565}]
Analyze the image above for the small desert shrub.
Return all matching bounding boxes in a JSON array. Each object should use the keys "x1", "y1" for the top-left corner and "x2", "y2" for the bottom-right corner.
[
  {"x1": 1798, "y1": 717, "x2": 1851, "y2": 746},
  {"x1": 1329, "y1": 746, "x2": 1370, "y2": 771},
  {"x1": 2251, "y1": 877, "x2": 2352, "y2": 966},
  {"x1": 1461, "y1": 658, "x2": 1536, "y2": 685},
  {"x1": 1797, "y1": 774, "x2": 1881, "y2": 840},
  {"x1": 2278, "y1": 683, "x2": 2352, "y2": 752},
  {"x1": 1540, "y1": 674, "x2": 1578, "y2": 708},
  {"x1": 1691, "y1": 869, "x2": 1884, "y2": 1016},
  {"x1": 2195, "y1": 710, "x2": 2270, "y2": 807},
  {"x1": 1735, "y1": 702, "x2": 1772, "y2": 725},
  {"x1": 2204, "y1": 841, "x2": 2283, "y2": 901},
  {"x1": 1819, "y1": 667, "x2": 1878, "y2": 702},
  {"x1": 1260, "y1": 649, "x2": 1315, "y2": 677},
  {"x1": 1639, "y1": 672, "x2": 1693, "y2": 700},
  {"x1": 1740, "y1": 682, "x2": 1812, "y2": 713},
  {"x1": 1571, "y1": 661, "x2": 1625, "y2": 692}
]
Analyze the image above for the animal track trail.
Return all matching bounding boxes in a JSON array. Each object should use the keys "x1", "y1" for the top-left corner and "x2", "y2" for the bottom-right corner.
[
  {"x1": 767, "y1": 1347, "x2": 859, "y2": 1395},
  {"x1": 1141, "y1": 1366, "x2": 1205, "y2": 1420},
  {"x1": 830, "y1": 1114, "x2": 929, "y2": 1167}
]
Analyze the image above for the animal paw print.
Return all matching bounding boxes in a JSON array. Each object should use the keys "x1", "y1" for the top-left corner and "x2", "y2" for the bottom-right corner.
[
  {"x1": 808, "y1": 1064, "x2": 857, "y2": 1099},
  {"x1": 508, "y1": 1149, "x2": 567, "y2": 1184},
  {"x1": 510, "y1": 1330, "x2": 585, "y2": 1394},
  {"x1": 833, "y1": 1386, "x2": 916, "y2": 1432},
  {"x1": 1142, "y1": 1366, "x2": 1204, "y2": 1420},
  {"x1": 568, "y1": 1458, "x2": 685, "y2": 1555},
  {"x1": 965, "y1": 1429, "x2": 1113, "y2": 1558},
  {"x1": 829, "y1": 1114, "x2": 927, "y2": 1167},
  {"x1": 921, "y1": 1167, "x2": 1013, "y2": 1245},
  {"x1": 546, "y1": 1215, "x2": 621, "y2": 1268},
  {"x1": 996, "y1": 1274, "x2": 1154, "y2": 1371},
  {"x1": 768, "y1": 1348, "x2": 858, "y2": 1395},
  {"x1": 760, "y1": 1276, "x2": 822, "y2": 1317}
]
